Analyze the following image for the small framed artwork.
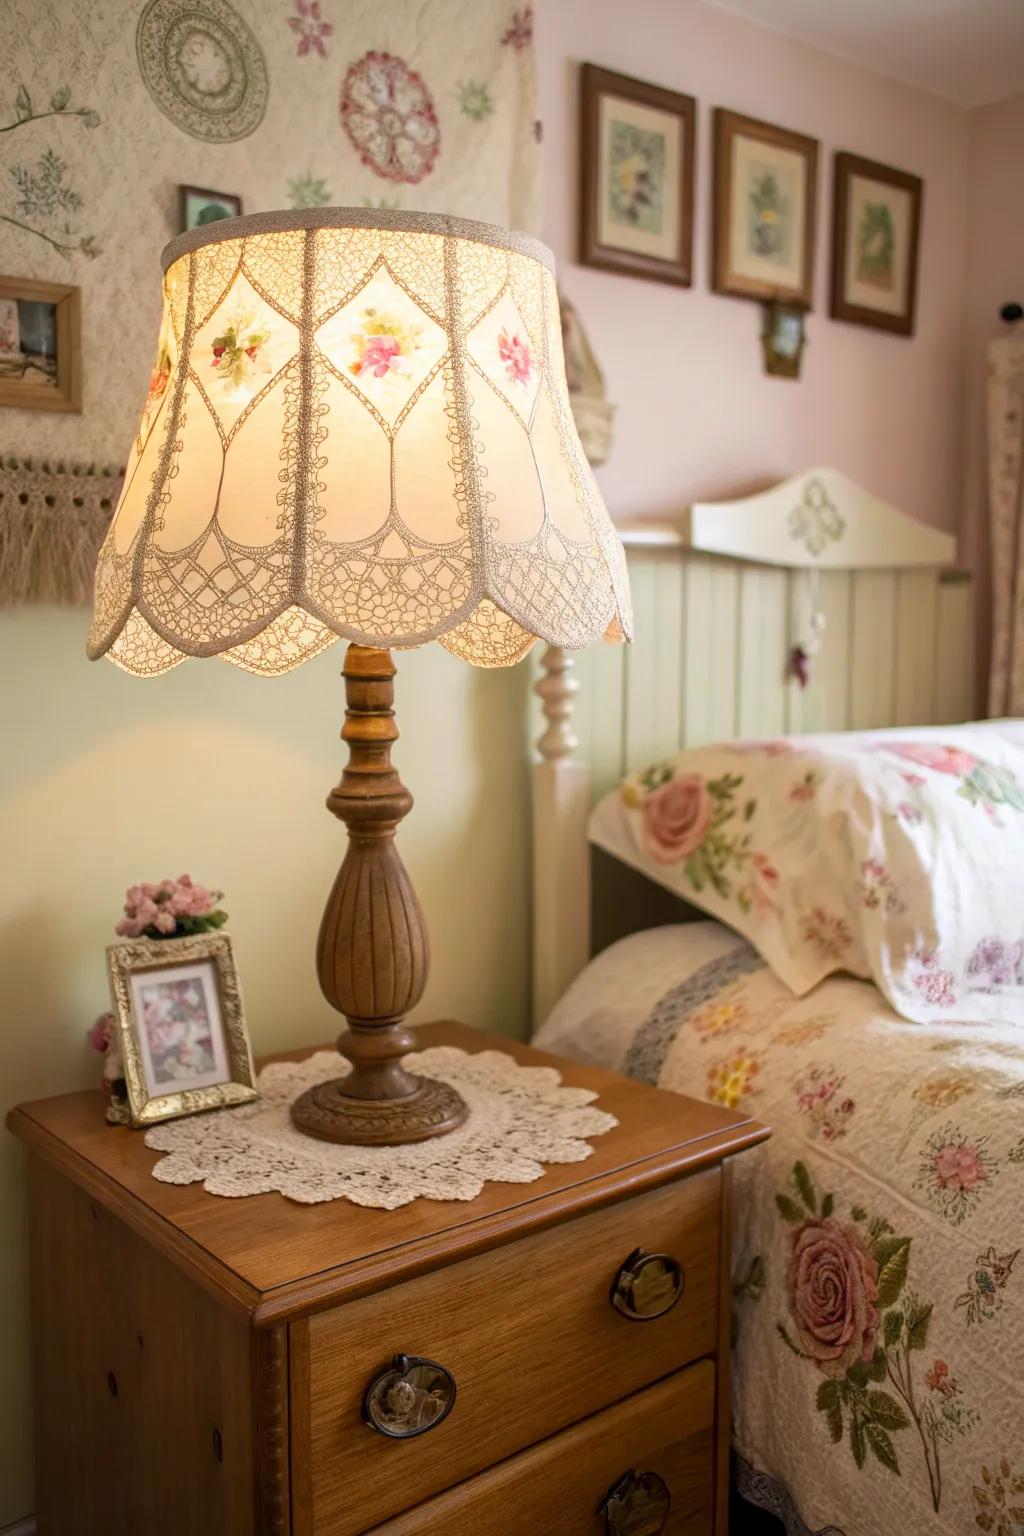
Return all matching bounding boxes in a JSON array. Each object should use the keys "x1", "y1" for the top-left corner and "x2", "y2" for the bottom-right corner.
[
  {"x1": 761, "y1": 300, "x2": 807, "y2": 379},
  {"x1": 579, "y1": 64, "x2": 696, "y2": 287},
  {"x1": 831, "y1": 153, "x2": 923, "y2": 336},
  {"x1": 0, "y1": 275, "x2": 81, "y2": 413},
  {"x1": 106, "y1": 932, "x2": 257, "y2": 1126},
  {"x1": 712, "y1": 109, "x2": 819, "y2": 307},
  {"x1": 179, "y1": 185, "x2": 243, "y2": 233}
]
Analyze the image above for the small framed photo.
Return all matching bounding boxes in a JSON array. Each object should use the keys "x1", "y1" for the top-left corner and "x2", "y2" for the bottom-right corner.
[
  {"x1": 106, "y1": 932, "x2": 256, "y2": 1126},
  {"x1": 712, "y1": 109, "x2": 819, "y2": 307},
  {"x1": 0, "y1": 275, "x2": 81, "y2": 413},
  {"x1": 762, "y1": 300, "x2": 807, "y2": 379},
  {"x1": 179, "y1": 185, "x2": 242, "y2": 233},
  {"x1": 831, "y1": 153, "x2": 923, "y2": 336},
  {"x1": 579, "y1": 64, "x2": 696, "y2": 287}
]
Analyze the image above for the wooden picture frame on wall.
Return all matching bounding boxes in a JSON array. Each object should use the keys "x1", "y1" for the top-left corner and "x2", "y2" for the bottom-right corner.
[
  {"x1": 0, "y1": 275, "x2": 81, "y2": 413},
  {"x1": 831, "y1": 152, "x2": 923, "y2": 336},
  {"x1": 579, "y1": 64, "x2": 696, "y2": 287},
  {"x1": 712, "y1": 109, "x2": 818, "y2": 307}
]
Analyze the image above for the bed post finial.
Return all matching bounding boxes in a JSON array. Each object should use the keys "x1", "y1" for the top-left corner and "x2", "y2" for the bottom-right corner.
[{"x1": 535, "y1": 645, "x2": 579, "y2": 760}]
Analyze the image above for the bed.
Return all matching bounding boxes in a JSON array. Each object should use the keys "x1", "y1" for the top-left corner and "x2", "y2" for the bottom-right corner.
[{"x1": 527, "y1": 472, "x2": 1024, "y2": 1535}]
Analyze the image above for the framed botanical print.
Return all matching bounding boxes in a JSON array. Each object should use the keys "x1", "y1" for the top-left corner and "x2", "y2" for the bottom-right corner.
[
  {"x1": 712, "y1": 109, "x2": 819, "y2": 307},
  {"x1": 579, "y1": 64, "x2": 696, "y2": 287},
  {"x1": 831, "y1": 153, "x2": 923, "y2": 336},
  {"x1": 0, "y1": 275, "x2": 81, "y2": 412},
  {"x1": 106, "y1": 932, "x2": 257, "y2": 1126}
]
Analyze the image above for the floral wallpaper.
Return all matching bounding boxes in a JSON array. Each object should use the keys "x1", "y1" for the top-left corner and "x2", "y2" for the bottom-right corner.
[{"x1": 0, "y1": 0, "x2": 541, "y2": 465}]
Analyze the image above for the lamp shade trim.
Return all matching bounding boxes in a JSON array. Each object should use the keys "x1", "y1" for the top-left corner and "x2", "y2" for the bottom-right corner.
[
  {"x1": 161, "y1": 206, "x2": 556, "y2": 276},
  {"x1": 90, "y1": 217, "x2": 632, "y2": 675}
]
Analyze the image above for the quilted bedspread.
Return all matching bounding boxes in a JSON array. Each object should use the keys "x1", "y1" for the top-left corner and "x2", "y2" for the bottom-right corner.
[{"x1": 536, "y1": 922, "x2": 1024, "y2": 1536}]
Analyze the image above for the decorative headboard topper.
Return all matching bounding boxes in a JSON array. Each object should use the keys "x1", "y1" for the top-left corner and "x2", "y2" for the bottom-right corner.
[
  {"x1": 0, "y1": 456, "x2": 121, "y2": 608},
  {"x1": 683, "y1": 467, "x2": 956, "y2": 570}
]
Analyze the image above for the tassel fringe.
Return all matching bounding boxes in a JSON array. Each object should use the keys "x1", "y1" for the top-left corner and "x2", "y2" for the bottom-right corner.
[{"x1": 0, "y1": 455, "x2": 122, "y2": 608}]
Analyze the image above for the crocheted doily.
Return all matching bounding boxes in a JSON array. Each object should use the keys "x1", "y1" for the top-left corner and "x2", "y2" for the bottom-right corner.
[{"x1": 144, "y1": 1046, "x2": 618, "y2": 1208}]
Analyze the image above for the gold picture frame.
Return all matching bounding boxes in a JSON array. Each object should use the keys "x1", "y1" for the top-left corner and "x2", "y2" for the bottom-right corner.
[
  {"x1": 106, "y1": 932, "x2": 257, "y2": 1127},
  {"x1": 0, "y1": 274, "x2": 82, "y2": 412}
]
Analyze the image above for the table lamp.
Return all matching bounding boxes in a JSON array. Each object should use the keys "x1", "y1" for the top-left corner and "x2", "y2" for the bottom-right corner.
[{"x1": 88, "y1": 208, "x2": 632, "y2": 1146}]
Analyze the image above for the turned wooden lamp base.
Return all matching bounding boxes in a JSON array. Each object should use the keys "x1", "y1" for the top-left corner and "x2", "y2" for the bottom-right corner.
[{"x1": 289, "y1": 644, "x2": 469, "y2": 1148}]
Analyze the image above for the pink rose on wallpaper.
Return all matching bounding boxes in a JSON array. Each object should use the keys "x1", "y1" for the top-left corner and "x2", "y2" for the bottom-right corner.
[
  {"x1": 933, "y1": 1141, "x2": 989, "y2": 1194},
  {"x1": 884, "y1": 742, "x2": 977, "y2": 777},
  {"x1": 641, "y1": 774, "x2": 713, "y2": 864},
  {"x1": 787, "y1": 1216, "x2": 879, "y2": 1378}
]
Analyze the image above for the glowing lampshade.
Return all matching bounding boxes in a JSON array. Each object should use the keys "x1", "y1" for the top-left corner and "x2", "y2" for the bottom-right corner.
[{"x1": 88, "y1": 208, "x2": 632, "y2": 677}]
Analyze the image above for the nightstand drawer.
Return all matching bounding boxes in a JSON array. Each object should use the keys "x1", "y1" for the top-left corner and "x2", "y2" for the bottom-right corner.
[
  {"x1": 367, "y1": 1360, "x2": 716, "y2": 1536},
  {"x1": 296, "y1": 1168, "x2": 721, "y2": 1535}
]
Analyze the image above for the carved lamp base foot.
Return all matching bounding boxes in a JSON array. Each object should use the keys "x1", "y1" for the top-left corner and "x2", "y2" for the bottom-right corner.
[{"x1": 290, "y1": 1075, "x2": 469, "y2": 1147}]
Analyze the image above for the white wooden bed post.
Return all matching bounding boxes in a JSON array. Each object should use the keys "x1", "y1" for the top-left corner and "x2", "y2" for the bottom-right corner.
[{"x1": 532, "y1": 645, "x2": 591, "y2": 1029}]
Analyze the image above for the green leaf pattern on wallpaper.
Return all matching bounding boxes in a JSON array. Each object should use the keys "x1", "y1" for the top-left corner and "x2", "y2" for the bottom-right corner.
[{"x1": 1, "y1": 83, "x2": 101, "y2": 259}]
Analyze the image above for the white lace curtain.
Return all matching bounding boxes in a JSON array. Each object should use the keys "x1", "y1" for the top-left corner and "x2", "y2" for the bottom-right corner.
[{"x1": 987, "y1": 327, "x2": 1024, "y2": 715}]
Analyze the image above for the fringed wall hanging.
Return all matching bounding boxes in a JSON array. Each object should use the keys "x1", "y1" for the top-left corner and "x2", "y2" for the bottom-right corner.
[{"x1": 0, "y1": 457, "x2": 120, "y2": 606}]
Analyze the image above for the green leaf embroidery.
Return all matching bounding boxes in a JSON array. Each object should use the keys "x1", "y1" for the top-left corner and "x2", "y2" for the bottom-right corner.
[
  {"x1": 851, "y1": 1205, "x2": 868, "y2": 1222},
  {"x1": 847, "y1": 1358, "x2": 870, "y2": 1390},
  {"x1": 817, "y1": 1380, "x2": 839, "y2": 1411},
  {"x1": 866, "y1": 1391, "x2": 910, "y2": 1432},
  {"x1": 82, "y1": 109, "x2": 101, "y2": 128},
  {"x1": 821, "y1": 1192, "x2": 835, "y2": 1217},
  {"x1": 50, "y1": 86, "x2": 70, "y2": 111},
  {"x1": 867, "y1": 1347, "x2": 887, "y2": 1381},
  {"x1": 793, "y1": 1161, "x2": 816, "y2": 1214},
  {"x1": 775, "y1": 1194, "x2": 804, "y2": 1223},
  {"x1": 850, "y1": 1413, "x2": 866, "y2": 1469},
  {"x1": 865, "y1": 1423, "x2": 900, "y2": 1474},
  {"x1": 884, "y1": 1309, "x2": 903, "y2": 1347},
  {"x1": 906, "y1": 1301, "x2": 933, "y2": 1352},
  {"x1": 15, "y1": 83, "x2": 32, "y2": 120},
  {"x1": 825, "y1": 1399, "x2": 843, "y2": 1443},
  {"x1": 873, "y1": 1236, "x2": 911, "y2": 1308}
]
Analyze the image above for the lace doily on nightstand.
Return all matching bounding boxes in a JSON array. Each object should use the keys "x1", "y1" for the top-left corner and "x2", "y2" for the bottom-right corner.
[{"x1": 144, "y1": 1046, "x2": 618, "y2": 1208}]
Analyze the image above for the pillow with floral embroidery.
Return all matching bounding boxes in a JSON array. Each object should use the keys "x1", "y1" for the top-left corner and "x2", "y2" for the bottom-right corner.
[{"x1": 588, "y1": 721, "x2": 1024, "y2": 1024}]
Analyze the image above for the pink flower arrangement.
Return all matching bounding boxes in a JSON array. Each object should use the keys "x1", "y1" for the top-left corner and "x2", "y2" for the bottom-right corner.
[
  {"x1": 498, "y1": 328, "x2": 534, "y2": 386},
  {"x1": 115, "y1": 875, "x2": 226, "y2": 940},
  {"x1": 356, "y1": 334, "x2": 403, "y2": 379},
  {"x1": 933, "y1": 1140, "x2": 989, "y2": 1194},
  {"x1": 786, "y1": 1215, "x2": 879, "y2": 1378},
  {"x1": 641, "y1": 773, "x2": 714, "y2": 864}
]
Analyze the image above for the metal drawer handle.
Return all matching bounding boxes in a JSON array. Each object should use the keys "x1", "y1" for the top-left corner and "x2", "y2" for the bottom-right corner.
[
  {"x1": 611, "y1": 1247, "x2": 685, "y2": 1321},
  {"x1": 600, "y1": 1468, "x2": 672, "y2": 1535},
  {"x1": 362, "y1": 1352, "x2": 456, "y2": 1439}
]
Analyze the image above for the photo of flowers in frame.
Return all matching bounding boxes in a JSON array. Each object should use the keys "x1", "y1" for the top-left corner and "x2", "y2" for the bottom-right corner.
[
  {"x1": 579, "y1": 64, "x2": 696, "y2": 287},
  {"x1": 712, "y1": 109, "x2": 819, "y2": 307},
  {"x1": 0, "y1": 274, "x2": 81, "y2": 413},
  {"x1": 106, "y1": 932, "x2": 256, "y2": 1127},
  {"x1": 831, "y1": 153, "x2": 923, "y2": 336}
]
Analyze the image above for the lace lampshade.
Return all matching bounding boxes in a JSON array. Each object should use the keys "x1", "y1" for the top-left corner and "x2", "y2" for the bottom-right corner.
[{"x1": 88, "y1": 208, "x2": 632, "y2": 677}]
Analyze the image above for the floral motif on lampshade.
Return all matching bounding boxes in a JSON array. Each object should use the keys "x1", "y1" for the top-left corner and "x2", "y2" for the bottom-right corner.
[{"x1": 88, "y1": 208, "x2": 632, "y2": 676}]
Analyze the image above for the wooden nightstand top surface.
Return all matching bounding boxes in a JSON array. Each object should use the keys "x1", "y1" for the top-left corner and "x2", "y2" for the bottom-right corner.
[{"x1": 8, "y1": 1021, "x2": 767, "y2": 1327}]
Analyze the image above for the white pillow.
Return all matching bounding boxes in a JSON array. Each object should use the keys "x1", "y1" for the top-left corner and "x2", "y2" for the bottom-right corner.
[{"x1": 589, "y1": 722, "x2": 1024, "y2": 1024}]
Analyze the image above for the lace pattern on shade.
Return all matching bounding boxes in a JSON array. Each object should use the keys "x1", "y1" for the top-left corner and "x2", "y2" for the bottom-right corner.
[
  {"x1": 143, "y1": 1046, "x2": 619, "y2": 1207},
  {"x1": 88, "y1": 215, "x2": 632, "y2": 675}
]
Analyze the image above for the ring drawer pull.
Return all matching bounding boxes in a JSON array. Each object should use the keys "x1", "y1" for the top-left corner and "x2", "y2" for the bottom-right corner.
[
  {"x1": 611, "y1": 1247, "x2": 685, "y2": 1321},
  {"x1": 600, "y1": 1469, "x2": 672, "y2": 1535},
  {"x1": 362, "y1": 1353, "x2": 456, "y2": 1439}
]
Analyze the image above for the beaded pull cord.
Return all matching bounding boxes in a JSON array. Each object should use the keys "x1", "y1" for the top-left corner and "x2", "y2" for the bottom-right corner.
[{"x1": 790, "y1": 567, "x2": 827, "y2": 690}]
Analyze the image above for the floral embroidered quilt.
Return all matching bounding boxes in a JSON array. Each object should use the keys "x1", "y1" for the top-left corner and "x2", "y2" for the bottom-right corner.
[
  {"x1": 537, "y1": 922, "x2": 1024, "y2": 1536},
  {"x1": 589, "y1": 721, "x2": 1024, "y2": 1025}
]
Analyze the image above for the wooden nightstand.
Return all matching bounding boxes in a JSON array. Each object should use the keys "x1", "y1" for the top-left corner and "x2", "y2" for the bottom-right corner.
[{"x1": 9, "y1": 1022, "x2": 768, "y2": 1536}]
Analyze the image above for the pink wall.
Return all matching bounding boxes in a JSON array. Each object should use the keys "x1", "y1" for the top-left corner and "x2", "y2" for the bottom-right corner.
[
  {"x1": 960, "y1": 93, "x2": 1024, "y2": 693},
  {"x1": 535, "y1": 0, "x2": 971, "y2": 534}
]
